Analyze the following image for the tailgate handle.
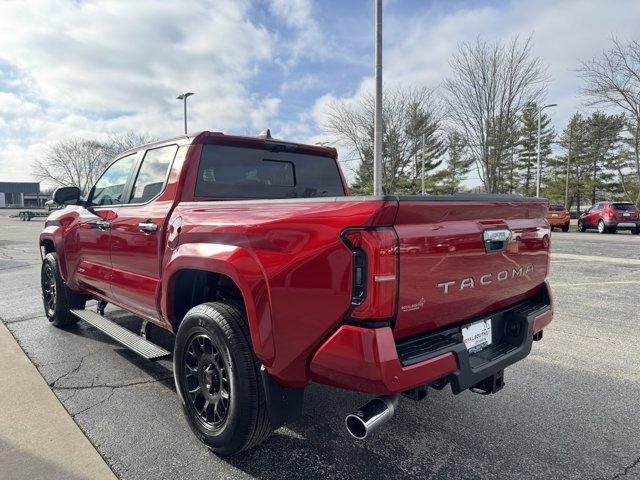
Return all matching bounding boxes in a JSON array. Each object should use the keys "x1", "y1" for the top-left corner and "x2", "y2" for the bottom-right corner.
[{"x1": 483, "y1": 229, "x2": 511, "y2": 253}]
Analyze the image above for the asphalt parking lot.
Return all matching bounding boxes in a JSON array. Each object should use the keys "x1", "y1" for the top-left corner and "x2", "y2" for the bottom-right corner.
[{"x1": 0, "y1": 210, "x2": 639, "y2": 480}]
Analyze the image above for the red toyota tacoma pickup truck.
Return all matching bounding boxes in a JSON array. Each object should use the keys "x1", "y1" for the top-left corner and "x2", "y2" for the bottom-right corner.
[{"x1": 40, "y1": 131, "x2": 553, "y2": 455}]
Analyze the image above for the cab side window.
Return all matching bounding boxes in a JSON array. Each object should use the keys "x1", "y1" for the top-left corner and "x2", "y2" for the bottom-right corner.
[
  {"x1": 128, "y1": 145, "x2": 177, "y2": 204},
  {"x1": 92, "y1": 154, "x2": 138, "y2": 206}
]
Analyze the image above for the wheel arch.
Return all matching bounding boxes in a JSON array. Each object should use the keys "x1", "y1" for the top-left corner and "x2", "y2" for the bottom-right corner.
[
  {"x1": 162, "y1": 246, "x2": 275, "y2": 366},
  {"x1": 39, "y1": 229, "x2": 69, "y2": 280}
]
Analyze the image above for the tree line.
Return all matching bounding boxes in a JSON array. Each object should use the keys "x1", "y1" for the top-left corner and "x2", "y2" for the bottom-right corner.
[{"x1": 325, "y1": 36, "x2": 640, "y2": 208}]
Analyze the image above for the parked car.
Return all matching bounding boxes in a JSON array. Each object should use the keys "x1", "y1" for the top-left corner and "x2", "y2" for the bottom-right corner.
[
  {"x1": 39, "y1": 131, "x2": 553, "y2": 455},
  {"x1": 578, "y1": 201, "x2": 640, "y2": 234},
  {"x1": 546, "y1": 204, "x2": 570, "y2": 232}
]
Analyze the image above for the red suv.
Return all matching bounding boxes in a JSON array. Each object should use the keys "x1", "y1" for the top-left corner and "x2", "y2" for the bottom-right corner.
[{"x1": 578, "y1": 202, "x2": 640, "y2": 234}]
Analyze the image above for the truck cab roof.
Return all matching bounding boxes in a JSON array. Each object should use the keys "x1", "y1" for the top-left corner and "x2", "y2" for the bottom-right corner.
[{"x1": 119, "y1": 131, "x2": 337, "y2": 160}]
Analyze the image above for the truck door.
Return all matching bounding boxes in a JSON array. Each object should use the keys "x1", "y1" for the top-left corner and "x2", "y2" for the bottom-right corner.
[
  {"x1": 73, "y1": 153, "x2": 139, "y2": 297},
  {"x1": 108, "y1": 144, "x2": 178, "y2": 321}
]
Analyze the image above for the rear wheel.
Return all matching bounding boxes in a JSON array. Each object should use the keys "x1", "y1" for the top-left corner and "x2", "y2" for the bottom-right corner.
[
  {"x1": 174, "y1": 302, "x2": 272, "y2": 456},
  {"x1": 578, "y1": 220, "x2": 586, "y2": 232},
  {"x1": 632, "y1": 228, "x2": 640, "y2": 235},
  {"x1": 561, "y1": 223, "x2": 569, "y2": 232},
  {"x1": 41, "y1": 253, "x2": 87, "y2": 327},
  {"x1": 597, "y1": 220, "x2": 607, "y2": 234}
]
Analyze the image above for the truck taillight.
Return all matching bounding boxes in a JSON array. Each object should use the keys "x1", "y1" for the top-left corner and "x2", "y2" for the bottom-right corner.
[{"x1": 342, "y1": 228, "x2": 398, "y2": 320}]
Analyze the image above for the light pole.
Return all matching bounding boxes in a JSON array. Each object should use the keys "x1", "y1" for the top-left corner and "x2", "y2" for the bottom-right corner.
[
  {"x1": 373, "y1": 0, "x2": 383, "y2": 195},
  {"x1": 176, "y1": 92, "x2": 194, "y2": 134},
  {"x1": 536, "y1": 103, "x2": 557, "y2": 197},
  {"x1": 421, "y1": 134, "x2": 425, "y2": 195}
]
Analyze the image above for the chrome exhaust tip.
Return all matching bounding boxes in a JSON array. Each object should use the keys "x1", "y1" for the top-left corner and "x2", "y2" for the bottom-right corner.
[{"x1": 345, "y1": 394, "x2": 399, "y2": 440}]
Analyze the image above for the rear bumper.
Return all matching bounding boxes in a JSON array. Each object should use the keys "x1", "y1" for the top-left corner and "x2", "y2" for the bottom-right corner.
[
  {"x1": 604, "y1": 220, "x2": 640, "y2": 229},
  {"x1": 547, "y1": 217, "x2": 570, "y2": 227},
  {"x1": 310, "y1": 282, "x2": 553, "y2": 395}
]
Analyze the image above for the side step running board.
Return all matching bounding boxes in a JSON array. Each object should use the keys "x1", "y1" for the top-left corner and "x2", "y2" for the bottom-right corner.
[{"x1": 71, "y1": 310, "x2": 171, "y2": 361}]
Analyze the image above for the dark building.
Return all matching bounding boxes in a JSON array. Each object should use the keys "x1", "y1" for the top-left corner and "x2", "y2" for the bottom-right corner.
[{"x1": 0, "y1": 182, "x2": 42, "y2": 207}]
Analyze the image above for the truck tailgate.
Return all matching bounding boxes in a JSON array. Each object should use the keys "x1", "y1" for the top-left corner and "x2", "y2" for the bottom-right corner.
[{"x1": 393, "y1": 196, "x2": 550, "y2": 339}]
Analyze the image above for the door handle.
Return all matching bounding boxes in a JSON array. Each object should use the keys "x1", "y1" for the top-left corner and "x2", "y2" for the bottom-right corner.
[
  {"x1": 95, "y1": 220, "x2": 111, "y2": 230},
  {"x1": 138, "y1": 222, "x2": 158, "y2": 233}
]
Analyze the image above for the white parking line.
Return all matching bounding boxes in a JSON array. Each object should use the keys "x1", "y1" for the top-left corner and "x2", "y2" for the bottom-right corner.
[
  {"x1": 552, "y1": 253, "x2": 640, "y2": 266},
  {"x1": 552, "y1": 280, "x2": 640, "y2": 287}
]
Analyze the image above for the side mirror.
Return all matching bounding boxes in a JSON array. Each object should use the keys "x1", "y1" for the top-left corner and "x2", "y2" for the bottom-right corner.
[{"x1": 52, "y1": 186, "x2": 81, "y2": 205}]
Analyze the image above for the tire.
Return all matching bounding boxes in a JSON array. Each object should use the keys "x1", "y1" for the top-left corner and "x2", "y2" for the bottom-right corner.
[
  {"x1": 174, "y1": 302, "x2": 272, "y2": 456},
  {"x1": 597, "y1": 220, "x2": 607, "y2": 234},
  {"x1": 632, "y1": 228, "x2": 640, "y2": 235},
  {"x1": 41, "y1": 253, "x2": 87, "y2": 327},
  {"x1": 578, "y1": 220, "x2": 586, "y2": 232},
  {"x1": 561, "y1": 223, "x2": 570, "y2": 232}
]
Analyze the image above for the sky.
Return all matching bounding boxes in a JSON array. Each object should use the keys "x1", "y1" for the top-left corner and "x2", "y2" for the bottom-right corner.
[{"x1": 1, "y1": 0, "x2": 639, "y2": 185}]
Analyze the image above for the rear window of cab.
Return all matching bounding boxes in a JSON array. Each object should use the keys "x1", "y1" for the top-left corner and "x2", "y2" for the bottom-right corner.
[{"x1": 195, "y1": 145, "x2": 345, "y2": 199}]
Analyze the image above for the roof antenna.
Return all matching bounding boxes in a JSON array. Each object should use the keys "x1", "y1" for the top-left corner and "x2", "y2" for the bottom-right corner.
[{"x1": 258, "y1": 128, "x2": 272, "y2": 139}]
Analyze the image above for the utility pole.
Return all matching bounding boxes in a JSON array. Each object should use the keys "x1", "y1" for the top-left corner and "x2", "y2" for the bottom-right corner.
[
  {"x1": 176, "y1": 92, "x2": 194, "y2": 134},
  {"x1": 373, "y1": 0, "x2": 383, "y2": 195},
  {"x1": 564, "y1": 122, "x2": 573, "y2": 209},
  {"x1": 421, "y1": 134, "x2": 425, "y2": 195},
  {"x1": 536, "y1": 103, "x2": 557, "y2": 197}
]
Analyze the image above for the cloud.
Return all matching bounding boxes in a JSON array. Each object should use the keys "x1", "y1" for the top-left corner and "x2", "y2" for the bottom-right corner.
[
  {"x1": 0, "y1": 0, "x2": 278, "y2": 181},
  {"x1": 267, "y1": 0, "x2": 339, "y2": 71}
]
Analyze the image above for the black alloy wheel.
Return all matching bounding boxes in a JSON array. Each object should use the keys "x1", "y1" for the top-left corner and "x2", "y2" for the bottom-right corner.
[
  {"x1": 42, "y1": 262, "x2": 57, "y2": 316},
  {"x1": 183, "y1": 333, "x2": 231, "y2": 429}
]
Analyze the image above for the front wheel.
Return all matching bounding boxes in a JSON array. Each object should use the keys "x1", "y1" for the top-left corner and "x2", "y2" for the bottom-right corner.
[
  {"x1": 174, "y1": 302, "x2": 272, "y2": 456},
  {"x1": 561, "y1": 223, "x2": 570, "y2": 232},
  {"x1": 41, "y1": 253, "x2": 87, "y2": 327}
]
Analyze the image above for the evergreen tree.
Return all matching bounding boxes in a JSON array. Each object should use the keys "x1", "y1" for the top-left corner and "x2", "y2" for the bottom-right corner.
[
  {"x1": 612, "y1": 119, "x2": 640, "y2": 204},
  {"x1": 545, "y1": 113, "x2": 589, "y2": 209},
  {"x1": 438, "y1": 131, "x2": 474, "y2": 194},
  {"x1": 583, "y1": 112, "x2": 624, "y2": 204},
  {"x1": 516, "y1": 102, "x2": 554, "y2": 197},
  {"x1": 328, "y1": 87, "x2": 446, "y2": 195}
]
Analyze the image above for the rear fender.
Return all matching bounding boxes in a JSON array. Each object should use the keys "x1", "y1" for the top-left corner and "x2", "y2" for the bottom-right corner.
[{"x1": 162, "y1": 243, "x2": 275, "y2": 366}]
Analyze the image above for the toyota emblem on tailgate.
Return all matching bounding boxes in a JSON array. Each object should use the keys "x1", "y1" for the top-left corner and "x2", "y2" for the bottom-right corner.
[{"x1": 483, "y1": 229, "x2": 511, "y2": 253}]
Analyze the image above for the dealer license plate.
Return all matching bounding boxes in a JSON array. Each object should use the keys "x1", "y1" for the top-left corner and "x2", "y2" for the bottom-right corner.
[
  {"x1": 462, "y1": 319, "x2": 492, "y2": 354},
  {"x1": 618, "y1": 222, "x2": 636, "y2": 227},
  {"x1": 551, "y1": 214, "x2": 558, "y2": 217}
]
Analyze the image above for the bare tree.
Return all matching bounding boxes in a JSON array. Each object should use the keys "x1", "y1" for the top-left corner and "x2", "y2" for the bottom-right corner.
[
  {"x1": 443, "y1": 35, "x2": 548, "y2": 193},
  {"x1": 33, "y1": 131, "x2": 156, "y2": 195},
  {"x1": 103, "y1": 132, "x2": 156, "y2": 160},
  {"x1": 578, "y1": 38, "x2": 640, "y2": 205},
  {"x1": 33, "y1": 139, "x2": 111, "y2": 195},
  {"x1": 324, "y1": 86, "x2": 446, "y2": 194}
]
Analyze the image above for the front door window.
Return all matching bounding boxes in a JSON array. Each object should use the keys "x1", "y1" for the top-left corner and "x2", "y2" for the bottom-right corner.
[{"x1": 92, "y1": 154, "x2": 138, "y2": 206}]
